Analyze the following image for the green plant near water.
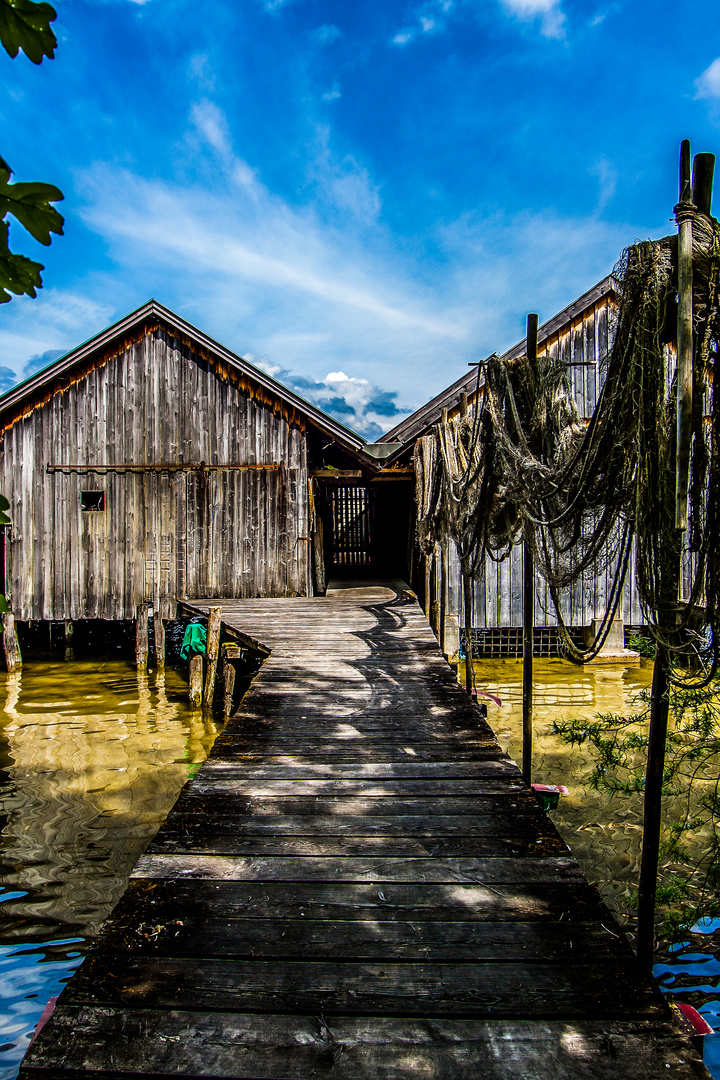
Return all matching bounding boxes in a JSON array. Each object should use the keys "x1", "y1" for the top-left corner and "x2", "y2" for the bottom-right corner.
[{"x1": 552, "y1": 673, "x2": 720, "y2": 943}]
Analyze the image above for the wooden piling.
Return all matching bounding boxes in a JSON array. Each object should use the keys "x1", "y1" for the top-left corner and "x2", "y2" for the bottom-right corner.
[
  {"x1": 223, "y1": 662, "x2": 236, "y2": 717},
  {"x1": 463, "y1": 571, "x2": 473, "y2": 696},
  {"x1": 188, "y1": 655, "x2": 203, "y2": 707},
  {"x1": 692, "y1": 152, "x2": 715, "y2": 216},
  {"x1": 154, "y1": 611, "x2": 165, "y2": 669},
  {"x1": 203, "y1": 606, "x2": 222, "y2": 708},
  {"x1": 2, "y1": 612, "x2": 21, "y2": 672},
  {"x1": 522, "y1": 314, "x2": 538, "y2": 787},
  {"x1": 136, "y1": 603, "x2": 149, "y2": 669}
]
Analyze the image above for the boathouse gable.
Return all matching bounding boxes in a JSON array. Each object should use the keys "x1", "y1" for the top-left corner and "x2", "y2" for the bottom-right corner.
[{"x1": 0, "y1": 301, "x2": 371, "y2": 622}]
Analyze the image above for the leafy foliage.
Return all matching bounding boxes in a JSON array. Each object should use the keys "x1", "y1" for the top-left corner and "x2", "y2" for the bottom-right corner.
[
  {"x1": 0, "y1": 0, "x2": 56, "y2": 64},
  {"x1": 0, "y1": 0, "x2": 63, "y2": 303},
  {"x1": 552, "y1": 676, "x2": 720, "y2": 941}
]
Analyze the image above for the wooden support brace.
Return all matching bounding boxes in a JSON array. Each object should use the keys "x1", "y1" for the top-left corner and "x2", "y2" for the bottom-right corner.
[
  {"x1": 136, "y1": 603, "x2": 149, "y2": 669},
  {"x1": 203, "y1": 606, "x2": 222, "y2": 708},
  {"x1": 2, "y1": 612, "x2": 21, "y2": 672},
  {"x1": 189, "y1": 655, "x2": 203, "y2": 708}
]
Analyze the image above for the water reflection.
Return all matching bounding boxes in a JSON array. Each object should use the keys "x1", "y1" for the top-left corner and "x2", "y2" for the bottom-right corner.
[
  {"x1": 0, "y1": 659, "x2": 220, "y2": 1079},
  {"x1": 474, "y1": 658, "x2": 654, "y2": 924}
]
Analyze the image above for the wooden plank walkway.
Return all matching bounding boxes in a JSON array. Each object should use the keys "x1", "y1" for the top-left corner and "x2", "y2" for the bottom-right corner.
[{"x1": 21, "y1": 590, "x2": 710, "y2": 1079}]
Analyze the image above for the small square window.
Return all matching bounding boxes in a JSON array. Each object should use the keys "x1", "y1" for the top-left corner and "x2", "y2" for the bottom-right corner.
[{"x1": 81, "y1": 491, "x2": 105, "y2": 512}]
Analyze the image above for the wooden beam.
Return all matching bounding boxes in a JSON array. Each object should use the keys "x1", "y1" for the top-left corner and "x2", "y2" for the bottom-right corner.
[
  {"x1": 154, "y1": 612, "x2": 165, "y2": 669},
  {"x1": 692, "y1": 152, "x2": 715, "y2": 216},
  {"x1": 189, "y1": 655, "x2": 203, "y2": 708}
]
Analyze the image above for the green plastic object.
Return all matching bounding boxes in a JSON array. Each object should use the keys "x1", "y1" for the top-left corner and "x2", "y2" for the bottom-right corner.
[{"x1": 180, "y1": 623, "x2": 207, "y2": 660}]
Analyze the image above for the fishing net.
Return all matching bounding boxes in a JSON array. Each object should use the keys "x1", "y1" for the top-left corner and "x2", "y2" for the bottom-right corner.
[{"x1": 416, "y1": 209, "x2": 720, "y2": 677}]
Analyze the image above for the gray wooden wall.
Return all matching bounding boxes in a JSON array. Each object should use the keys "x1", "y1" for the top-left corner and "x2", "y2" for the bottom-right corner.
[
  {"x1": 436, "y1": 292, "x2": 647, "y2": 629},
  {"x1": 0, "y1": 326, "x2": 311, "y2": 621}
]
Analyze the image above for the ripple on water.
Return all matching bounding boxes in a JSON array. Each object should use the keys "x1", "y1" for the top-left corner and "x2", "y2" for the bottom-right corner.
[{"x1": 0, "y1": 660, "x2": 222, "y2": 1080}]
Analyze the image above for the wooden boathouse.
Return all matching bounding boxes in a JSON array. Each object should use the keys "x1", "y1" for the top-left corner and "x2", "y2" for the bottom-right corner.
[
  {"x1": 0, "y1": 301, "x2": 412, "y2": 628},
  {"x1": 380, "y1": 275, "x2": 652, "y2": 656}
]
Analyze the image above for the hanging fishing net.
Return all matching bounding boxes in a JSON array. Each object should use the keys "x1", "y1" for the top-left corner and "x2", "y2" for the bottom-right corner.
[{"x1": 416, "y1": 209, "x2": 720, "y2": 678}]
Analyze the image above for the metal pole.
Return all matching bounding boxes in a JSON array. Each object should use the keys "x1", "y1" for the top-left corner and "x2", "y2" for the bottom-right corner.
[{"x1": 522, "y1": 314, "x2": 539, "y2": 787}]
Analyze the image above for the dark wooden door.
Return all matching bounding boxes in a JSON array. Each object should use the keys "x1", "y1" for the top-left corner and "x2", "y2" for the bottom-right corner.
[{"x1": 330, "y1": 485, "x2": 375, "y2": 568}]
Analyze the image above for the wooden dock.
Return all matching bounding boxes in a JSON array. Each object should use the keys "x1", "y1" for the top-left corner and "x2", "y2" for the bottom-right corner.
[{"x1": 21, "y1": 589, "x2": 709, "y2": 1078}]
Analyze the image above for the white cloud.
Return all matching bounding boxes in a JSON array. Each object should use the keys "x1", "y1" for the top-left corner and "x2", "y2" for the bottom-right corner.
[
  {"x1": 0, "y1": 291, "x2": 113, "y2": 381},
  {"x1": 322, "y1": 84, "x2": 342, "y2": 102},
  {"x1": 590, "y1": 159, "x2": 617, "y2": 214},
  {"x1": 499, "y1": 0, "x2": 566, "y2": 38},
  {"x1": 391, "y1": 1, "x2": 453, "y2": 46},
  {"x1": 190, "y1": 100, "x2": 233, "y2": 155},
  {"x1": 695, "y1": 58, "x2": 720, "y2": 100}
]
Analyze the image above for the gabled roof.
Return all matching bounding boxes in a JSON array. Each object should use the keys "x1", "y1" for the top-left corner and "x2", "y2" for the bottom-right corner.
[
  {"x1": 383, "y1": 275, "x2": 616, "y2": 450},
  {"x1": 0, "y1": 299, "x2": 375, "y2": 465}
]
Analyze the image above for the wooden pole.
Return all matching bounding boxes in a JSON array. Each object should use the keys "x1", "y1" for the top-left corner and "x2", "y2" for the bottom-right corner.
[
  {"x1": 203, "y1": 606, "x2": 222, "y2": 708},
  {"x1": 675, "y1": 140, "x2": 694, "y2": 532},
  {"x1": 637, "y1": 645, "x2": 670, "y2": 967},
  {"x1": 439, "y1": 545, "x2": 447, "y2": 657},
  {"x1": 460, "y1": 392, "x2": 468, "y2": 419},
  {"x1": 135, "y1": 603, "x2": 148, "y2": 669},
  {"x1": 154, "y1": 608, "x2": 165, "y2": 669},
  {"x1": 224, "y1": 662, "x2": 236, "y2": 718},
  {"x1": 522, "y1": 313, "x2": 539, "y2": 788},
  {"x1": 189, "y1": 655, "x2": 203, "y2": 707},
  {"x1": 692, "y1": 152, "x2": 715, "y2": 216},
  {"x1": 463, "y1": 570, "x2": 473, "y2": 695},
  {"x1": 2, "y1": 613, "x2": 21, "y2": 672},
  {"x1": 424, "y1": 554, "x2": 432, "y2": 623}
]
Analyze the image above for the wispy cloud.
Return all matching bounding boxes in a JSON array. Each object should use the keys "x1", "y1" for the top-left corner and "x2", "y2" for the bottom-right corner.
[
  {"x1": 392, "y1": 0, "x2": 453, "y2": 46},
  {"x1": 695, "y1": 57, "x2": 720, "y2": 99},
  {"x1": 311, "y1": 24, "x2": 341, "y2": 45},
  {"x1": 0, "y1": 292, "x2": 112, "y2": 383},
  {"x1": 499, "y1": 0, "x2": 566, "y2": 39},
  {"x1": 590, "y1": 159, "x2": 617, "y2": 214},
  {"x1": 322, "y1": 84, "x2": 342, "y2": 102}
]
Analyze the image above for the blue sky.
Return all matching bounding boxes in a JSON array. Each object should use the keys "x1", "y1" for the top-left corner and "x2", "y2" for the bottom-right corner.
[{"x1": 0, "y1": 0, "x2": 719, "y2": 439}]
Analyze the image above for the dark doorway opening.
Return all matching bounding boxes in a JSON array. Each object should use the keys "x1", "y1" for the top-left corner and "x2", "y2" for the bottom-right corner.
[{"x1": 330, "y1": 485, "x2": 375, "y2": 571}]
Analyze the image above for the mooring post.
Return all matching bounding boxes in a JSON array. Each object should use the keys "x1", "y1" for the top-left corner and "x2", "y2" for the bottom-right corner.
[
  {"x1": 463, "y1": 571, "x2": 473, "y2": 696},
  {"x1": 154, "y1": 606, "x2": 165, "y2": 669},
  {"x1": 2, "y1": 612, "x2": 21, "y2": 672},
  {"x1": 203, "y1": 606, "x2": 222, "y2": 708},
  {"x1": 675, "y1": 139, "x2": 694, "y2": 532},
  {"x1": 637, "y1": 643, "x2": 671, "y2": 967},
  {"x1": 439, "y1": 545, "x2": 447, "y2": 657},
  {"x1": 224, "y1": 662, "x2": 236, "y2": 718},
  {"x1": 522, "y1": 313, "x2": 539, "y2": 788},
  {"x1": 135, "y1": 603, "x2": 149, "y2": 669},
  {"x1": 189, "y1": 655, "x2": 203, "y2": 707},
  {"x1": 424, "y1": 554, "x2": 432, "y2": 623}
]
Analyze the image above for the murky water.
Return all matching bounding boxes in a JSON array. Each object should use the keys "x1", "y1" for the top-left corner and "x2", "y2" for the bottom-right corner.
[
  {"x1": 1, "y1": 654, "x2": 718, "y2": 1077},
  {"x1": 0, "y1": 660, "x2": 221, "y2": 1079},
  {"x1": 474, "y1": 656, "x2": 720, "y2": 1073}
]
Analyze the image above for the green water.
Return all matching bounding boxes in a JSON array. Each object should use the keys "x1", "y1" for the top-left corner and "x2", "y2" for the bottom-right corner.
[{"x1": 0, "y1": 659, "x2": 220, "y2": 1078}]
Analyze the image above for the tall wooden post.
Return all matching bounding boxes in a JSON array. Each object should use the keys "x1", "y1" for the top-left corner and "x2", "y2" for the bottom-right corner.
[
  {"x1": 424, "y1": 554, "x2": 432, "y2": 623},
  {"x1": 203, "y1": 606, "x2": 222, "y2": 707},
  {"x1": 463, "y1": 571, "x2": 473, "y2": 695},
  {"x1": 522, "y1": 313, "x2": 539, "y2": 787},
  {"x1": 2, "y1": 613, "x2": 21, "y2": 672},
  {"x1": 135, "y1": 603, "x2": 149, "y2": 670},
  {"x1": 439, "y1": 545, "x2": 447, "y2": 657},
  {"x1": 675, "y1": 140, "x2": 694, "y2": 532},
  {"x1": 637, "y1": 645, "x2": 671, "y2": 967}
]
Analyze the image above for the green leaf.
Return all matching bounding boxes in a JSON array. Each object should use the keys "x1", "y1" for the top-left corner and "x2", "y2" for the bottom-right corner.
[
  {"x1": 0, "y1": 162, "x2": 63, "y2": 245},
  {"x1": 0, "y1": 0, "x2": 56, "y2": 64},
  {"x1": 0, "y1": 219, "x2": 43, "y2": 301},
  {"x1": 0, "y1": 595, "x2": 10, "y2": 615}
]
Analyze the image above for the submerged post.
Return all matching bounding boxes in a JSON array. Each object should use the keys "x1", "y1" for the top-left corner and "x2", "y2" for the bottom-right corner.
[
  {"x1": 135, "y1": 603, "x2": 148, "y2": 669},
  {"x1": 2, "y1": 613, "x2": 21, "y2": 672},
  {"x1": 154, "y1": 606, "x2": 166, "y2": 669},
  {"x1": 203, "y1": 606, "x2": 222, "y2": 708},
  {"x1": 189, "y1": 655, "x2": 203, "y2": 707},
  {"x1": 522, "y1": 313, "x2": 539, "y2": 788},
  {"x1": 675, "y1": 139, "x2": 694, "y2": 532}
]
